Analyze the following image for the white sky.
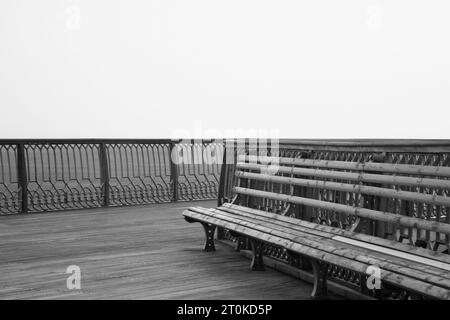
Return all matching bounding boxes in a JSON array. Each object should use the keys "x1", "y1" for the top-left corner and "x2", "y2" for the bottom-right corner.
[{"x1": 0, "y1": 0, "x2": 449, "y2": 139}]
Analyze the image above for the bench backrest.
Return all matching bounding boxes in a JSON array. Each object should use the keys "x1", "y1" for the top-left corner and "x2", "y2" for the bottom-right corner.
[{"x1": 232, "y1": 154, "x2": 450, "y2": 252}]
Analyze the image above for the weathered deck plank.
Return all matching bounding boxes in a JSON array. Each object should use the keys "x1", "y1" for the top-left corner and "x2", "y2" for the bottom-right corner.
[{"x1": 0, "y1": 201, "x2": 325, "y2": 300}]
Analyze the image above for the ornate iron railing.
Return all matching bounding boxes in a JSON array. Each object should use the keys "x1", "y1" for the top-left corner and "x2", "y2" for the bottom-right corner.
[{"x1": 0, "y1": 139, "x2": 223, "y2": 214}]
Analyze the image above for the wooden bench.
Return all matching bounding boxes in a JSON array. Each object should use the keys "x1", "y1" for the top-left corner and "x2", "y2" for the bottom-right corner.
[{"x1": 183, "y1": 155, "x2": 450, "y2": 300}]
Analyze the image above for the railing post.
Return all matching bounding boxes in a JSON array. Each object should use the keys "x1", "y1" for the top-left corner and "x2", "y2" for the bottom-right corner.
[
  {"x1": 217, "y1": 142, "x2": 228, "y2": 240},
  {"x1": 99, "y1": 143, "x2": 110, "y2": 207},
  {"x1": 217, "y1": 139, "x2": 236, "y2": 240},
  {"x1": 217, "y1": 139, "x2": 229, "y2": 207},
  {"x1": 17, "y1": 143, "x2": 28, "y2": 213},
  {"x1": 169, "y1": 141, "x2": 179, "y2": 202}
]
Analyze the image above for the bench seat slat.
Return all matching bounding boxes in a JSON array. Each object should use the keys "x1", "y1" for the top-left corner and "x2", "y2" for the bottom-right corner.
[
  {"x1": 223, "y1": 203, "x2": 450, "y2": 265},
  {"x1": 234, "y1": 187, "x2": 450, "y2": 235},
  {"x1": 332, "y1": 236, "x2": 450, "y2": 272},
  {"x1": 214, "y1": 205, "x2": 450, "y2": 278},
  {"x1": 183, "y1": 209, "x2": 450, "y2": 300},
  {"x1": 189, "y1": 207, "x2": 450, "y2": 287}
]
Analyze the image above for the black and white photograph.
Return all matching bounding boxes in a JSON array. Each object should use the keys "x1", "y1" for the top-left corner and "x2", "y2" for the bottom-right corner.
[{"x1": 0, "y1": 0, "x2": 449, "y2": 312}]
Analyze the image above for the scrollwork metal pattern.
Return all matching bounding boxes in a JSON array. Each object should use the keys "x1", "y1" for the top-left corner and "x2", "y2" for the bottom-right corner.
[
  {"x1": 175, "y1": 141, "x2": 223, "y2": 201},
  {"x1": 25, "y1": 143, "x2": 103, "y2": 212},
  {"x1": 0, "y1": 139, "x2": 224, "y2": 214},
  {"x1": 0, "y1": 144, "x2": 20, "y2": 214},
  {"x1": 107, "y1": 143, "x2": 172, "y2": 205}
]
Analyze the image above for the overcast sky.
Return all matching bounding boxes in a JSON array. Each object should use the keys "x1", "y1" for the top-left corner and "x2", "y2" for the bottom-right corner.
[{"x1": 0, "y1": 0, "x2": 449, "y2": 139}]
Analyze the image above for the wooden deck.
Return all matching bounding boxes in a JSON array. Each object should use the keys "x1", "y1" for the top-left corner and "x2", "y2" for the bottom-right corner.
[{"x1": 0, "y1": 200, "x2": 334, "y2": 300}]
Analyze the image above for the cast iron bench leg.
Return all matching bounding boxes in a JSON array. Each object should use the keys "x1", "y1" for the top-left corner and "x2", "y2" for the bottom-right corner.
[
  {"x1": 201, "y1": 223, "x2": 216, "y2": 252},
  {"x1": 184, "y1": 216, "x2": 216, "y2": 252},
  {"x1": 310, "y1": 259, "x2": 329, "y2": 299},
  {"x1": 250, "y1": 239, "x2": 265, "y2": 271}
]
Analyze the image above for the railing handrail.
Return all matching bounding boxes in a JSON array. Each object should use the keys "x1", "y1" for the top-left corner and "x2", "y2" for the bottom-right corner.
[
  {"x1": 2, "y1": 138, "x2": 449, "y2": 145},
  {"x1": 0, "y1": 138, "x2": 221, "y2": 145},
  {"x1": 222, "y1": 139, "x2": 450, "y2": 153}
]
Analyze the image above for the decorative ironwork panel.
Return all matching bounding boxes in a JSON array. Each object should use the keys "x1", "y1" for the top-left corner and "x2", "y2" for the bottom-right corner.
[
  {"x1": 25, "y1": 143, "x2": 103, "y2": 212},
  {"x1": 175, "y1": 141, "x2": 223, "y2": 201},
  {"x1": 380, "y1": 152, "x2": 450, "y2": 248},
  {"x1": 107, "y1": 143, "x2": 172, "y2": 205},
  {"x1": 0, "y1": 144, "x2": 20, "y2": 214}
]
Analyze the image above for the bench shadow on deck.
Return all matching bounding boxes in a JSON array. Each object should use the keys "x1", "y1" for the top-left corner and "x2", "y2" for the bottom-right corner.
[{"x1": 0, "y1": 201, "x2": 341, "y2": 300}]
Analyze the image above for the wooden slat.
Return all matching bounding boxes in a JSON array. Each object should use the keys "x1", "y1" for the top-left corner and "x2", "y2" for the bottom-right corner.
[
  {"x1": 239, "y1": 155, "x2": 450, "y2": 178},
  {"x1": 183, "y1": 209, "x2": 450, "y2": 299},
  {"x1": 236, "y1": 162, "x2": 450, "y2": 190},
  {"x1": 234, "y1": 187, "x2": 450, "y2": 235},
  {"x1": 236, "y1": 171, "x2": 450, "y2": 207},
  {"x1": 332, "y1": 236, "x2": 450, "y2": 271},
  {"x1": 224, "y1": 203, "x2": 450, "y2": 264},
  {"x1": 214, "y1": 205, "x2": 450, "y2": 277}
]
